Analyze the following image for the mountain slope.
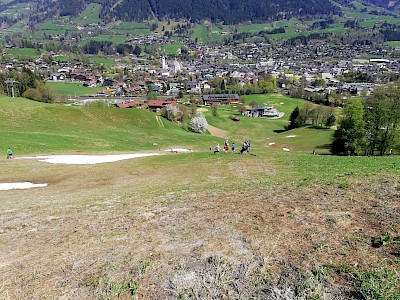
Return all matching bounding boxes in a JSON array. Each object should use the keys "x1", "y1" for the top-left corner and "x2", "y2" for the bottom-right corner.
[{"x1": 100, "y1": 0, "x2": 341, "y2": 23}]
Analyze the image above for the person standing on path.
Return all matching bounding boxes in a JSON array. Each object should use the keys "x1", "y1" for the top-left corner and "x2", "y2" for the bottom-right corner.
[
  {"x1": 231, "y1": 142, "x2": 236, "y2": 153},
  {"x1": 7, "y1": 147, "x2": 12, "y2": 159}
]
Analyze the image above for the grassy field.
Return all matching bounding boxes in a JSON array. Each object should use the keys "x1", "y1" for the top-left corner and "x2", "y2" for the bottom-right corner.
[
  {"x1": 79, "y1": 34, "x2": 128, "y2": 46},
  {"x1": 47, "y1": 82, "x2": 105, "y2": 97},
  {"x1": 89, "y1": 56, "x2": 116, "y2": 67},
  {"x1": 111, "y1": 21, "x2": 151, "y2": 35},
  {"x1": 160, "y1": 44, "x2": 185, "y2": 54},
  {"x1": 0, "y1": 97, "x2": 399, "y2": 299},
  {"x1": 5, "y1": 48, "x2": 46, "y2": 58},
  {"x1": 75, "y1": 3, "x2": 101, "y2": 25},
  {"x1": 191, "y1": 24, "x2": 209, "y2": 43}
]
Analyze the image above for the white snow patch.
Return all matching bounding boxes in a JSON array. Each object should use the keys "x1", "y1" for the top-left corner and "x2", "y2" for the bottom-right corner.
[
  {"x1": 0, "y1": 182, "x2": 47, "y2": 191},
  {"x1": 165, "y1": 148, "x2": 193, "y2": 153},
  {"x1": 285, "y1": 135, "x2": 297, "y2": 138},
  {"x1": 280, "y1": 102, "x2": 285, "y2": 104},
  {"x1": 268, "y1": 142, "x2": 276, "y2": 146},
  {"x1": 20, "y1": 153, "x2": 162, "y2": 165},
  {"x1": 283, "y1": 148, "x2": 290, "y2": 151}
]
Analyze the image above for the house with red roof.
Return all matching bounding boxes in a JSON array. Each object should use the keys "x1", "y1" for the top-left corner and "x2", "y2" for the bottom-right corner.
[{"x1": 147, "y1": 99, "x2": 177, "y2": 110}]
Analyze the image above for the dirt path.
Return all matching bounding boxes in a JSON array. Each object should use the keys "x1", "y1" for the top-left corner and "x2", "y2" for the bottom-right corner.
[{"x1": 207, "y1": 124, "x2": 228, "y2": 138}]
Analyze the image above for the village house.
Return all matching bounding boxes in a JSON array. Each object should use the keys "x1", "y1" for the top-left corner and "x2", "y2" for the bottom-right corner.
[
  {"x1": 147, "y1": 99, "x2": 177, "y2": 111},
  {"x1": 242, "y1": 105, "x2": 282, "y2": 118},
  {"x1": 202, "y1": 94, "x2": 240, "y2": 105},
  {"x1": 114, "y1": 100, "x2": 141, "y2": 108}
]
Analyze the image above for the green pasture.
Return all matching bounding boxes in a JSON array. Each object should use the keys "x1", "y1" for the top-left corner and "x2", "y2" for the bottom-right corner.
[
  {"x1": 75, "y1": 3, "x2": 101, "y2": 25},
  {"x1": 47, "y1": 82, "x2": 104, "y2": 97},
  {"x1": 5, "y1": 48, "x2": 46, "y2": 58},
  {"x1": 160, "y1": 44, "x2": 185, "y2": 54},
  {"x1": 0, "y1": 97, "x2": 219, "y2": 155},
  {"x1": 80, "y1": 34, "x2": 128, "y2": 46},
  {"x1": 191, "y1": 24, "x2": 209, "y2": 43},
  {"x1": 237, "y1": 24, "x2": 271, "y2": 33},
  {"x1": 202, "y1": 94, "x2": 335, "y2": 153},
  {"x1": 0, "y1": 93, "x2": 336, "y2": 156},
  {"x1": 89, "y1": 56, "x2": 116, "y2": 67},
  {"x1": 385, "y1": 41, "x2": 400, "y2": 47},
  {"x1": 112, "y1": 21, "x2": 151, "y2": 35},
  {"x1": 53, "y1": 55, "x2": 70, "y2": 62},
  {"x1": 35, "y1": 19, "x2": 77, "y2": 37},
  {"x1": 5, "y1": 20, "x2": 27, "y2": 33},
  {"x1": 210, "y1": 26, "x2": 230, "y2": 43},
  {"x1": 0, "y1": 2, "x2": 29, "y2": 18}
]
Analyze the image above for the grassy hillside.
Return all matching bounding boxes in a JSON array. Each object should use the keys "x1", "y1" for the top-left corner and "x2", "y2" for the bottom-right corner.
[
  {"x1": 0, "y1": 96, "x2": 399, "y2": 298},
  {"x1": 0, "y1": 97, "x2": 219, "y2": 155},
  {"x1": 0, "y1": 102, "x2": 399, "y2": 298}
]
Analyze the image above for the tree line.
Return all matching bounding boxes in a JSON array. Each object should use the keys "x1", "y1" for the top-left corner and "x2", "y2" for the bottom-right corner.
[
  {"x1": 0, "y1": 68, "x2": 56, "y2": 103},
  {"x1": 331, "y1": 85, "x2": 400, "y2": 156}
]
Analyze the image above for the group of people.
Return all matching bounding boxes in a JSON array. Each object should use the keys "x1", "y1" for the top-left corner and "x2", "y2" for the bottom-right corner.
[{"x1": 213, "y1": 140, "x2": 250, "y2": 154}]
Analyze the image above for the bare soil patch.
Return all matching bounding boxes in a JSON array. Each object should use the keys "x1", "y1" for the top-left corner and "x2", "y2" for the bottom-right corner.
[
  {"x1": 0, "y1": 154, "x2": 399, "y2": 299},
  {"x1": 207, "y1": 125, "x2": 228, "y2": 139}
]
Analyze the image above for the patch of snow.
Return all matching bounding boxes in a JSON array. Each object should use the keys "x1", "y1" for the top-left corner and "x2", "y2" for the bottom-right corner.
[
  {"x1": 269, "y1": 142, "x2": 276, "y2": 146},
  {"x1": 285, "y1": 135, "x2": 297, "y2": 138},
  {"x1": 165, "y1": 148, "x2": 193, "y2": 153},
  {"x1": 19, "y1": 153, "x2": 162, "y2": 165},
  {"x1": 283, "y1": 148, "x2": 290, "y2": 151},
  {"x1": 0, "y1": 182, "x2": 47, "y2": 191},
  {"x1": 280, "y1": 102, "x2": 285, "y2": 104}
]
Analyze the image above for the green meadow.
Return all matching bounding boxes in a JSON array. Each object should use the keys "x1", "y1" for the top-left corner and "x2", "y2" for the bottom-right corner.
[
  {"x1": 79, "y1": 34, "x2": 128, "y2": 46},
  {"x1": 5, "y1": 48, "x2": 46, "y2": 58},
  {"x1": 112, "y1": 21, "x2": 151, "y2": 35},
  {"x1": 47, "y1": 82, "x2": 105, "y2": 97},
  {"x1": 191, "y1": 24, "x2": 209, "y2": 43},
  {"x1": 0, "y1": 97, "x2": 218, "y2": 154},
  {"x1": 89, "y1": 56, "x2": 116, "y2": 67},
  {"x1": 75, "y1": 3, "x2": 101, "y2": 25},
  {"x1": 160, "y1": 44, "x2": 185, "y2": 54}
]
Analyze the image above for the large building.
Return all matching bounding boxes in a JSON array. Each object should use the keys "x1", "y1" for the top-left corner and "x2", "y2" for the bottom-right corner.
[{"x1": 202, "y1": 94, "x2": 240, "y2": 105}]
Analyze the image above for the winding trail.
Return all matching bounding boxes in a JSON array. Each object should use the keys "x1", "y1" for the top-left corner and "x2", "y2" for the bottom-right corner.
[{"x1": 207, "y1": 125, "x2": 228, "y2": 138}]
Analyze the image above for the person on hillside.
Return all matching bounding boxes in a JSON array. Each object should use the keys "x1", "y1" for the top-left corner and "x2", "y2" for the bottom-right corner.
[
  {"x1": 224, "y1": 143, "x2": 229, "y2": 153},
  {"x1": 214, "y1": 144, "x2": 220, "y2": 154},
  {"x1": 231, "y1": 142, "x2": 236, "y2": 153},
  {"x1": 240, "y1": 141, "x2": 248, "y2": 154},
  {"x1": 7, "y1": 147, "x2": 12, "y2": 159}
]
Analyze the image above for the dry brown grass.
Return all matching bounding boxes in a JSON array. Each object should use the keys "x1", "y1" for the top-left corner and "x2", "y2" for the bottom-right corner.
[{"x1": 0, "y1": 153, "x2": 399, "y2": 299}]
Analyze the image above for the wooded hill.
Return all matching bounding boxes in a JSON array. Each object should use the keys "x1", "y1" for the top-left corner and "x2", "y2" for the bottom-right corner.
[{"x1": 15, "y1": 0, "x2": 342, "y2": 25}]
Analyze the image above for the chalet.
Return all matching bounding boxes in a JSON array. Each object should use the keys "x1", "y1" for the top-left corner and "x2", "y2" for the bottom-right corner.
[
  {"x1": 103, "y1": 78, "x2": 115, "y2": 87},
  {"x1": 114, "y1": 100, "x2": 140, "y2": 108},
  {"x1": 147, "y1": 99, "x2": 177, "y2": 111},
  {"x1": 49, "y1": 73, "x2": 66, "y2": 81},
  {"x1": 202, "y1": 94, "x2": 240, "y2": 106},
  {"x1": 242, "y1": 105, "x2": 281, "y2": 118}
]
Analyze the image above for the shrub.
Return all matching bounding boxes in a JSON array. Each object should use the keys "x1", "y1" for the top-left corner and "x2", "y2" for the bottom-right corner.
[{"x1": 189, "y1": 112, "x2": 208, "y2": 133}]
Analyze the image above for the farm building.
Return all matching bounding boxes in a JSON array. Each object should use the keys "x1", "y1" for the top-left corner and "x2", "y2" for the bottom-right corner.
[
  {"x1": 202, "y1": 94, "x2": 240, "y2": 105},
  {"x1": 147, "y1": 99, "x2": 177, "y2": 111}
]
